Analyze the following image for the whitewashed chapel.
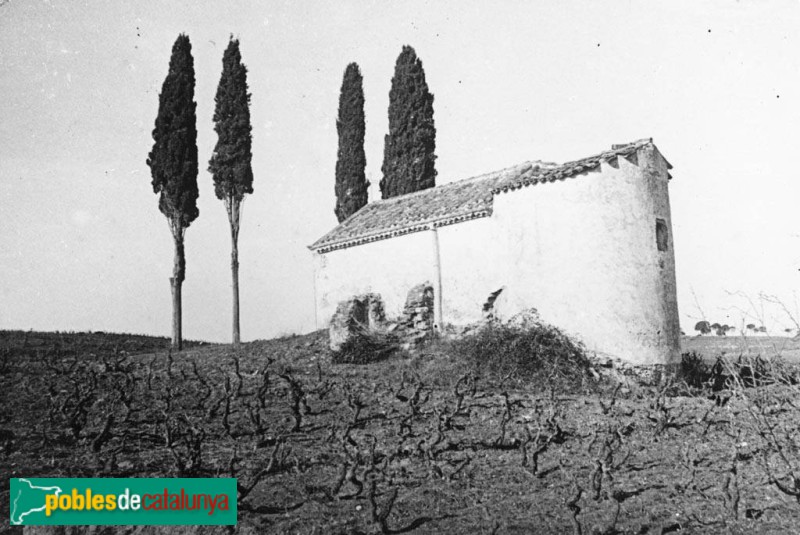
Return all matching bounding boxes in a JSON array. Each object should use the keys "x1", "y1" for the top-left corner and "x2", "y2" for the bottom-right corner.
[{"x1": 309, "y1": 139, "x2": 680, "y2": 365}]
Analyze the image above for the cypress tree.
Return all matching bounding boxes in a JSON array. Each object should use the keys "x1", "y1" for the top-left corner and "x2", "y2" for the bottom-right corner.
[
  {"x1": 147, "y1": 34, "x2": 199, "y2": 351},
  {"x1": 380, "y1": 45, "x2": 437, "y2": 199},
  {"x1": 208, "y1": 37, "x2": 254, "y2": 349},
  {"x1": 334, "y1": 63, "x2": 368, "y2": 222}
]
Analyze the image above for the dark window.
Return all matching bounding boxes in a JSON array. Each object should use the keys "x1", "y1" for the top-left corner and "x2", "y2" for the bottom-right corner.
[{"x1": 656, "y1": 218, "x2": 668, "y2": 252}]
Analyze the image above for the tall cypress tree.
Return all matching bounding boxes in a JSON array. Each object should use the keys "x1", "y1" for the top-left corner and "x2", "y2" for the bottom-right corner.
[
  {"x1": 209, "y1": 37, "x2": 254, "y2": 349},
  {"x1": 147, "y1": 34, "x2": 199, "y2": 351},
  {"x1": 334, "y1": 63, "x2": 368, "y2": 222},
  {"x1": 380, "y1": 45, "x2": 436, "y2": 199}
]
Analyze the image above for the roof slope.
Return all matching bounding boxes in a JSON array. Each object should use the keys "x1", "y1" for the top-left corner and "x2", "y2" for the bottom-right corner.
[{"x1": 310, "y1": 138, "x2": 666, "y2": 253}]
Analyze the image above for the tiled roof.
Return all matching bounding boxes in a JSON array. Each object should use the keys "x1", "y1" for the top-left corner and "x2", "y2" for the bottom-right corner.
[
  {"x1": 492, "y1": 138, "x2": 670, "y2": 194},
  {"x1": 310, "y1": 138, "x2": 668, "y2": 253}
]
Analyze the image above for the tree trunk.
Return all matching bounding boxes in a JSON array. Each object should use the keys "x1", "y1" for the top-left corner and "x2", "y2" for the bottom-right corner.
[
  {"x1": 228, "y1": 199, "x2": 241, "y2": 349},
  {"x1": 170, "y1": 225, "x2": 186, "y2": 351},
  {"x1": 230, "y1": 229, "x2": 240, "y2": 349}
]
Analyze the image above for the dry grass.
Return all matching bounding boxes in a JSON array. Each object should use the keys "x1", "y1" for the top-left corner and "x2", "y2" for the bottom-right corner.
[
  {"x1": 330, "y1": 326, "x2": 400, "y2": 365},
  {"x1": 446, "y1": 321, "x2": 597, "y2": 393},
  {"x1": 682, "y1": 335, "x2": 800, "y2": 363}
]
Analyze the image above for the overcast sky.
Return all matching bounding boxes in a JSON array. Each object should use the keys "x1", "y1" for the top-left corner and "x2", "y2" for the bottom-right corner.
[{"x1": 1, "y1": 0, "x2": 798, "y2": 342}]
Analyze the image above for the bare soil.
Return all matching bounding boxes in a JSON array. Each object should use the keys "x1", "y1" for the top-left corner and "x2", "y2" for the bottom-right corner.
[{"x1": 2, "y1": 330, "x2": 800, "y2": 534}]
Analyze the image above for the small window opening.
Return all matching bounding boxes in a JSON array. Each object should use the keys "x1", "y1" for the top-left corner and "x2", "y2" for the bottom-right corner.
[{"x1": 656, "y1": 219, "x2": 669, "y2": 252}]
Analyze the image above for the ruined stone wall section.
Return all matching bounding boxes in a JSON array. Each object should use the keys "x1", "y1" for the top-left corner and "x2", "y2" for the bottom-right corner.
[{"x1": 396, "y1": 283, "x2": 435, "y2": 346}]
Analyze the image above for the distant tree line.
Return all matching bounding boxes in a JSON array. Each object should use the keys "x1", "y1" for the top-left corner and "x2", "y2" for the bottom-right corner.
[{"x1": 693, "y1": 320, "x2": 769, "y2": 336}]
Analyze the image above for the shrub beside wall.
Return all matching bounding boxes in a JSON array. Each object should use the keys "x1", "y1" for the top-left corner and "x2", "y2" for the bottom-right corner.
[{"x1": 449, "y1": 321, "x2": 594, "y2": 391}]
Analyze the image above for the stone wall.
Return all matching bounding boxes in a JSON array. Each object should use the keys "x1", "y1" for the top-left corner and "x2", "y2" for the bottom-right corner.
[
  {"x1": 395, "y1": 283, "x2": 434, "y2": 349},
  {"x1": 328, "y1": 284, "x2": 436, "y2": 353},
  {"x1": 328, "y1": 293, "x2": 386, "y2": 352}
]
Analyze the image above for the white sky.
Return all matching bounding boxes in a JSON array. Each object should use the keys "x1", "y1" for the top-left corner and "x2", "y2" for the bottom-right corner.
[{"x1": 1, "y1": 0, "x2": 798, "y2": 342}]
